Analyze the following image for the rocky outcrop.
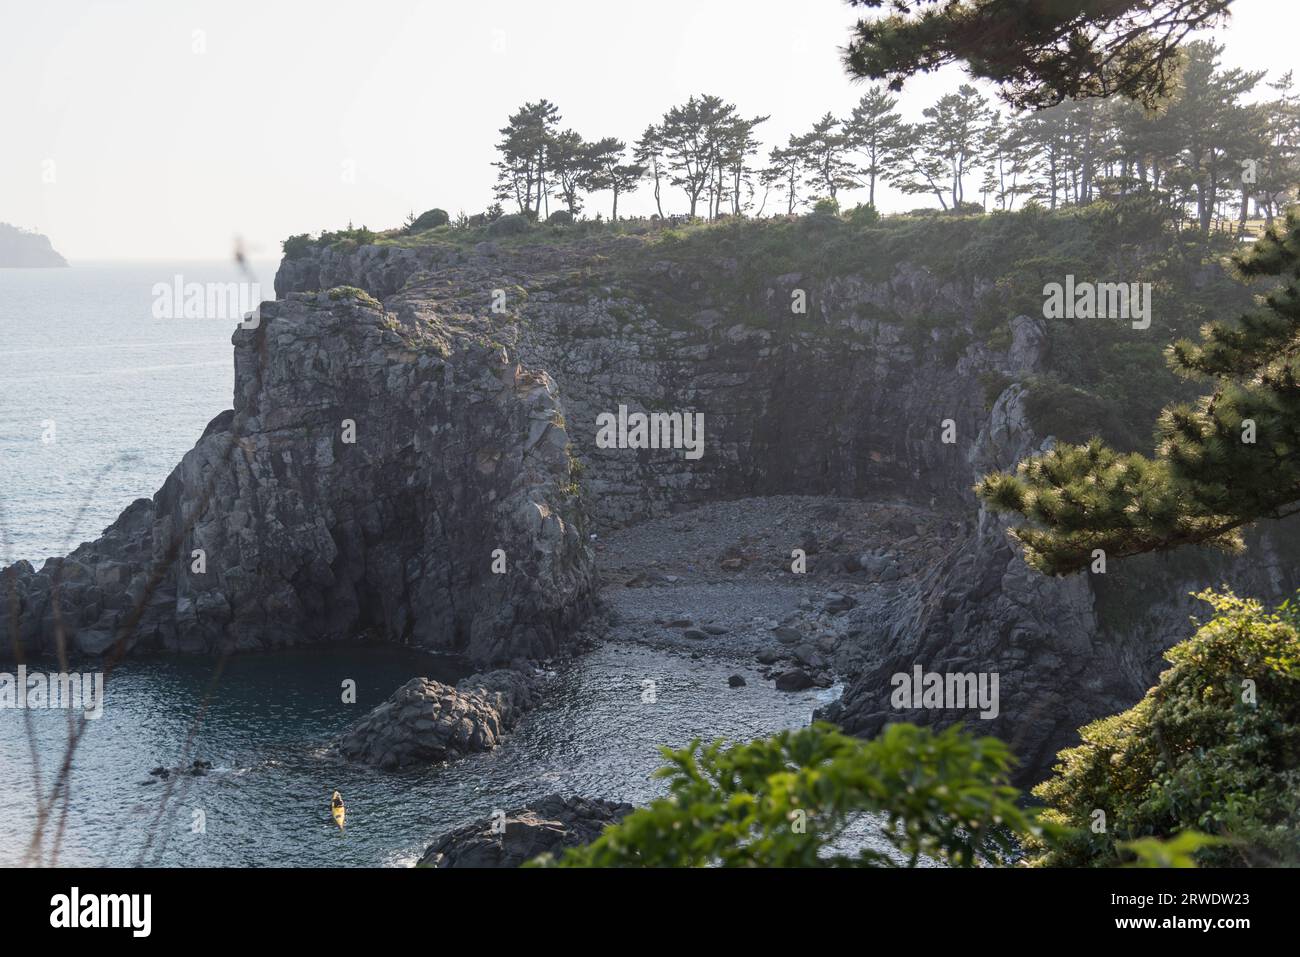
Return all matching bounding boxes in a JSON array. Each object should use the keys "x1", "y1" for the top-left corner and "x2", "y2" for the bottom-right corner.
[
  {"x1": 0, "y1": 223, "x2": 67, "y2": 267},
  {"x1": 275, "y1": 244, "x2": 443, "y2": 302},
  {"x1": 417, "y1": 794, "x2": 633, "y2": 867},
  {"x1": 334, "y1": 668, "x2": 542, "y2": 768},
  {"x1": 1, "y1": 289, "x2": 594, "y2": 665}
]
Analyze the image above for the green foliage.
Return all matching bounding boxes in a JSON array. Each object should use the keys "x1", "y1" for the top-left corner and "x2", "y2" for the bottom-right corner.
[
  {"x1": 488, "y1": 213, "x2": 531, "y2": 237},
  {"x1": 281, "y1": 233, "x2": 315, "y2": 260},
  {"x1": 1121, "y1": 831, "x2": 1226, "y2": 867},
  {"x1": 547, "y1": 209, "x2": 574, "y2": 225},
  {"x1": 409, "y1": 208, "x2": 449, "y2": 231},
  {"x1": 531, "y1": 722, "x2": 1051, "y2": 868},
  {"x1": 1030, "y1": 589, "x2": 1300, "y2": 867},
  {"x1": 326, "y1": 285, "x2": 380, "y2": 308},
  {"x1": 846, "y1": 202, "x2": 881, "y2": 226},
  {"x1": 317, "y1": 225, "x2": 377, "y2": 250},
  {"x1": 811, "y1": 196, "x2": 841, "y2": 216},
  {"x1": 841, "y1": 0, "x2": 1234, "y2": 111},
  {"x1": 979, "y1": 208, "x2": 1300, "y2": 575},
  {"x1": 1022, "y1": 375, "x2": 1146, "y2": 448},
  {"x1": 979, "y1": 370, "x2": 1012, "y2": 410}
]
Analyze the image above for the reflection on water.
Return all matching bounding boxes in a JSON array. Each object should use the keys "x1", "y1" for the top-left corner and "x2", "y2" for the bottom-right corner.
[{"x1": 0, "y1": 643, "x2": 836, "y2": 867}]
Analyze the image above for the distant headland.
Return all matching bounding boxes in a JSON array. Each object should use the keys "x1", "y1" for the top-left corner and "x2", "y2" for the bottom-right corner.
[{"x1": 0, "y1": 222, "x2": 68, "y2": 267}]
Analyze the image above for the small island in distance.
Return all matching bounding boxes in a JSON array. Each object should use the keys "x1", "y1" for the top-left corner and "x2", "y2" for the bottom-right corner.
[{"x1": 0, "y1": 222, "x2": 68, "y2": 267}]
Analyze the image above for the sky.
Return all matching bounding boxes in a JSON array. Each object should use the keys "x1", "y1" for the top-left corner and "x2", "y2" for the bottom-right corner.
[{"x1": 1, "y1": 0, "x2": 1297, "y2": 261}]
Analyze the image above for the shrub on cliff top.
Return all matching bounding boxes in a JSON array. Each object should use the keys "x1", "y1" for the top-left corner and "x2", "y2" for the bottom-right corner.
[
  {"x1": 1029, "y1": 589, "x2": 1300, "y2": 867},
  {"x1": 846, "y1": 202, "x2": 880, "y2": 226},
  {"x1": 326, "y1": 285, "x2": 381, "y2": 308},
  {"x1": 530, "y1": 722, "x2": 1052, "y2": 867},
  {"x1": 281, "y1": 233, "x2": 315, "y2": 260},
  {"x1": 811, "y1": 196, "x2": 840, "y2": 216},
  {"x1": 488, "y1": 213, "x2": 531, "y2": 237},
  {"x1": 410, "y1": 208, "x2": 449, "y2": 231}
]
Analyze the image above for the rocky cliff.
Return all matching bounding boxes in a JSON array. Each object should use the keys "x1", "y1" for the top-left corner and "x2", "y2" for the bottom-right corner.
[
  {"x1": 0, "y1": 223, "x2": 67, "y2": 267},
  {"x1": 1, "y1": 288, "x2": 593, "y2": 665}
]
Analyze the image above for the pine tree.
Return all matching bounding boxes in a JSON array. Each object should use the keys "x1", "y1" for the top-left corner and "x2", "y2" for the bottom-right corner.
[
  {"x1": 791, "y1": 113, "x2": 858, "y2": 204},
  {"x1": 977, "y1": 208, "x2": 1300, "y2": 575},
  {"x1": 549, "y1": 129, "x2": 589, "y2": 216},
  {"x1": 761, "y1": 144, "x2": 804, "y2": 215},
  {"x1": 659, "y1": 94, "x2": 737, "y2": 218},
  {"x1": 583, "y1": 137, "x2": 645, "y2": 220},
  {"x1": 845, "y1": 86, "x2": 904, "y2": 208},
  {"x1": 492, "y1": 100, "x2": 562, "y2": 217},
  {"x1": 633, "y1": 125, "x2": 667, "y2": 219},
  {"x1": 841, "y1": 0, "x2": 1235, "y2": 111}
]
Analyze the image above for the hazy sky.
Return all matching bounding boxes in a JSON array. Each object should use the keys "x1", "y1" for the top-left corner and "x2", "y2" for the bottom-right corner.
[{"x1": 2, "y1": 0, "x2": 1296, "y2": 261}]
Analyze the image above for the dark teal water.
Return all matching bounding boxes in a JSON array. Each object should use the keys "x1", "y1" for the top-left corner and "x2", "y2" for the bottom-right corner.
[{"x1": 1, "y1": 643, "x2": 835, "y2": 867}]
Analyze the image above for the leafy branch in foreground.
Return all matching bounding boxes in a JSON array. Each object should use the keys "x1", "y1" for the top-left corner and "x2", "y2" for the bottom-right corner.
[
  {"x1": 529, "y1": 722, "x2": 1053, "y2": 867},
  {"x1": 977, "y1": 208, "x2": 1300, "y2": 575},
  {"x1": 1120, "y1": 831, "x2": 1225, "y2": 867},
  {"x1": 842, "y1": 0, "x2": 1234, "y2": 110}
]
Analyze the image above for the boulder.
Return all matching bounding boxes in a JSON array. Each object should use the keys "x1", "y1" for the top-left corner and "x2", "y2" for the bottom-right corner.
[
  {"x1": 772, "y1": 626, "x2": 803, "y2": 645},
  {"x1": 334, "y1": 669, "x2": 541, "y2": 769},
  {"x1": 418, "y1": 794, "x2": 633, "y2": 867},
  {"x1": 774, "y1": 669, "x2": 814, "y2": 691},
  {"x1": 822, "y1": 592, "x2": 857, "y2": 614}
]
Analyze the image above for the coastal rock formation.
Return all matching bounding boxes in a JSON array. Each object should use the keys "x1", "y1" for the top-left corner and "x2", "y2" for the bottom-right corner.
[
  {"x1": 1, "y1": 289, "x2": 594, "y2": 665},
  {"x1": 335, "y1": 668, "x2": 542, "y2": 768},
  {"x1": 275, "y1": 235, "x2": 1300, "y2": 778},
  {"x1": 417, "y1": 794, "x2": 633, "y2": 867},
  {"x1": 0, "y1": 223, "x2": 67, "y2": 267}
]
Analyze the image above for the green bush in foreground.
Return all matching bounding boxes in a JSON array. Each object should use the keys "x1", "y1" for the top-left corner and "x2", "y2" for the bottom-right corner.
[
  {"x1": 1031, "y1": 589, "x2": 1300, "y2": 867},
  {"x1": 530, "y1": 722, "x2": 1050, "y2": 867}
]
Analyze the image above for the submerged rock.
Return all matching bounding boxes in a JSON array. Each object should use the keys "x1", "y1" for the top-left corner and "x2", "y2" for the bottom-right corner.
[{"x1": 417, "y1": 794, "x2": 633, "y2": 867}]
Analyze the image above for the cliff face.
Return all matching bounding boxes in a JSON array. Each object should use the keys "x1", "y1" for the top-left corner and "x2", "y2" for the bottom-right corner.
[
  {"x1": 1, "y1": 290, "x2": 593, "y2": 665},
  {"x1": 279, "y1": 240, "x2": 1003, "y2": 528},
  {"x1": 0, "y1": 223, "x2": 67, "y2": 267}
]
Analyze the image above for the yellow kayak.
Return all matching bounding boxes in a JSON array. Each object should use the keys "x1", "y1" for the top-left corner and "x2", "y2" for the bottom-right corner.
[{"x1": 331, "y1": 791, "x2": 346, "y2": 829}]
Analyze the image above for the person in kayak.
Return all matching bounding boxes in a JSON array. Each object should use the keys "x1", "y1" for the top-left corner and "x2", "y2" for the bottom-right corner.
[{"x1": 331, "y1": 790, "x2": 346, "y2": 829}]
